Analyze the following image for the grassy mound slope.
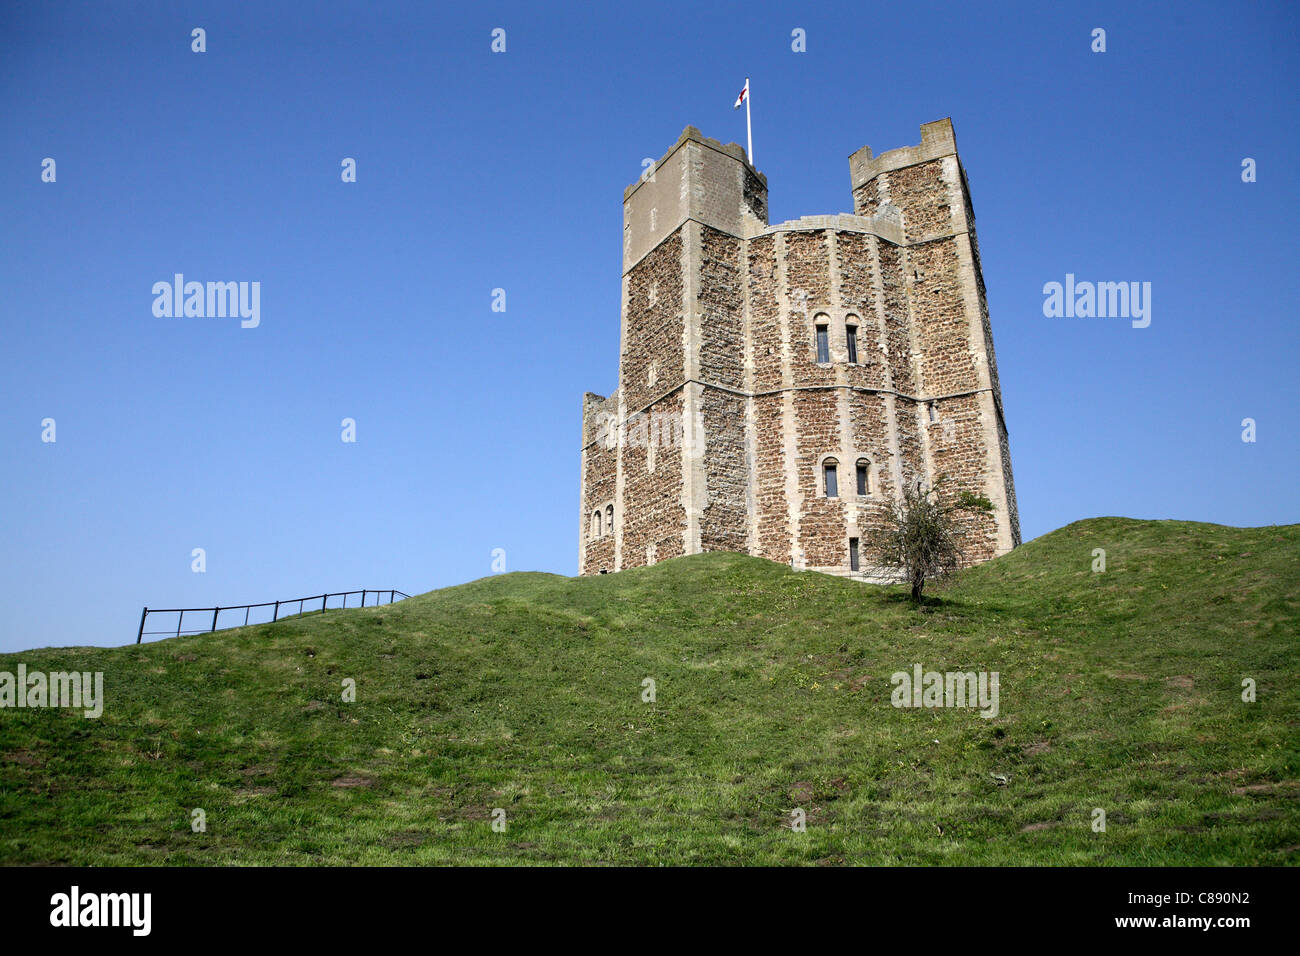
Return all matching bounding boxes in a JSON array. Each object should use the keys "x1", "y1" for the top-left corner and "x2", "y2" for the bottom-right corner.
[{"x1": 1, "y1": 517, "x2": 1297, "y2": 865}]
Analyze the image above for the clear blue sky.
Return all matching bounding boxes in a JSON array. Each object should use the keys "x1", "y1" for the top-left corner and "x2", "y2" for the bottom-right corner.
[{"x1": 2, "y1": 1, "x2": 1297, "y2": 651}]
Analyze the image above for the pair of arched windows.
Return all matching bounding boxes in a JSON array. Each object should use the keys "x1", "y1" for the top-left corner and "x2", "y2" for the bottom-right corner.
[
  {"x1": 813, "y1": 314, "x2": 863, "y2": 365},
  {"x1": 823, "y1": 457, "x2": 871, "y2": 498},
  {"x1": 590, "y1": 504, "x2": 614, "y2": 539}
]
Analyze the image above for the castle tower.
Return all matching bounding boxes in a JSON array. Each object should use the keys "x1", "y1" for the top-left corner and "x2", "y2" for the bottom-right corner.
[{"x1": 580, "y1": 120, "x2": 1019, "y2": 577}]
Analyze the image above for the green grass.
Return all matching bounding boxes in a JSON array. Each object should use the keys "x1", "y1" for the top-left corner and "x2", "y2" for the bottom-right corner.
[{"x1": 2, "y1": 517, "x2": 1297, "y2": 865}]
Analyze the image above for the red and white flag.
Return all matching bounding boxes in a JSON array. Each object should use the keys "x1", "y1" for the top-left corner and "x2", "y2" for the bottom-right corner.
[
  {"x1": 733, "y1": 79, "x2": 749, "y2": 109},
  {"x1": 733, "y1": 77, "x2": 753, "y2": 164}
]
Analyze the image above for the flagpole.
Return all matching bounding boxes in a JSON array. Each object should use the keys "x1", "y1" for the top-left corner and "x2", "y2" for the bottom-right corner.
[{"x1": 745, "y1": 77, "x2": 753, "y2": 165}]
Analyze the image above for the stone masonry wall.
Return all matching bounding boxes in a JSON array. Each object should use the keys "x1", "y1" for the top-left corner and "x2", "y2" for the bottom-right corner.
[
  {"x1": 908, "y1": 237, "x2": 978, "y2": 396},
  {"x1": 699, "y1": 387, "x2": 748, "y2": 553},
  {"x1": 925, "y1": 392, "x2": 999, "y2": 562},
  {"x1": 620, "y1": 390, "x2": 687, "y2": 568},
  {"x1": 837, "y1": 231, "x2": 885, "y2": 391},
  {"x1": 580, "y1": 391, "x2": 619, "y2": 574},
  {"x1": 846, "y1": 392, "x2": 896, "y2": 546},
  {"x1": 784, "y1": 232, "x2": 835, "y2": 390},
  {"x1": 748, "y1": 235, "x2": 783, "y2": 392},
  {"x1": 750, "y1": 393, "x2": 790, "y2": 562},
  {"x1": 877, "y1": 243, "x2": 916, "y2": 396},
  {"x1": 876, "y1": 160, "x2": 952, "y2": 244},
  {"x1": 622, "y1": 229, "x2": 684, "y2": 414},
  {"x1": 793, "y1": 389, "x2": 843, "y2": 566},
  {"x1": 998, "y1": 418, "x2": 1021, "y2": 546},
  {"x1": 699, "y1": 226, "x2": 744, "y2": 389},
  {"x1": 852, "y1": 177, "x2": 881, "y2": 220},
  {"x1": 696, "y1": 224, "x2": 748, "y2": 553},
  {"x1": 581, "y1": 120, "x2": 1020, "y2": 577}
]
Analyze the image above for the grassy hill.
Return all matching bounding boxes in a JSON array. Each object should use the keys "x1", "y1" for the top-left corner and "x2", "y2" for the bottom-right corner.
[{"x1": 1, "y1": 517, "x2": 1297, "y2": 865}]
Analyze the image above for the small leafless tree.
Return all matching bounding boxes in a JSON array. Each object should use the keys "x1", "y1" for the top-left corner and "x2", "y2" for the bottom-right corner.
[{"x1": 868, "y1": 476, "x2": 994, "y2": 603}]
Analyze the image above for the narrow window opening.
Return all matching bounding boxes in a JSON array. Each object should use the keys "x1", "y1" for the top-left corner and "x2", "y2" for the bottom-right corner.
[
  {"x1": 815, "y1": 325, "x2": 829, "y2": 364},
  {"x1": 856, "y1": 459, "x2": 870, "y2": 496},
  {"x1": 824, "y1": 459, "x2": 839, "y2": 498},
  {"x1": 846, "y1": 325, "x2": 858, "y2": 364},
  {"x1": 606, "y1": 504, "x2": 614, "y2": 534},
  {"x1": 928, "y1": 402, "x2": 937, "y2": 422},
  {"x1": 849, "y1": 537, "x2": 860, "y2": 572}
]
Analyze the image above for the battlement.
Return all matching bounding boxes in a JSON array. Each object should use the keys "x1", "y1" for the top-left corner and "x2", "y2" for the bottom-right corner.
[
  {"x1": 623, "y1": 126, "x2": 763, "y2": 202},
  {"x1": 581, "y1": 390, "x2": 619, "y2": 448},
  {"x1": 849, "y1": 118, "x2": 958, "y2": 189},
  {"x1": 758, "y1": 211, "x2": 904, "y2": 246},
  {"x1": 622, "y1": 125, "x2": 769, "y2": 273}
]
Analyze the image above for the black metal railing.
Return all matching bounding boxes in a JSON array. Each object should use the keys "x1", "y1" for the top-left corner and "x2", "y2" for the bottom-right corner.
[{"x1": 136, "y1": 589, "x2": 411, "y2": 643}]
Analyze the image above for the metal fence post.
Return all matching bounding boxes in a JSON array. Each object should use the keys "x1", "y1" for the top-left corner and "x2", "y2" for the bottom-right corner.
[{"x1": 135, "y1": 589, "x2": 404, "y2": 642}]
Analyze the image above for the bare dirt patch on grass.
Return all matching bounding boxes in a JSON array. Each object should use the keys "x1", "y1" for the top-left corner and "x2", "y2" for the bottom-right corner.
[
  {"x1": 1231, "y1": 780, "x2": 1299, "y2": 795},
  {"x1": 331, "y1": 775, "x2": 374, "y2": 789},
  {"x1": 4, "y1": 749, "x2": 40, "y2": 767}
]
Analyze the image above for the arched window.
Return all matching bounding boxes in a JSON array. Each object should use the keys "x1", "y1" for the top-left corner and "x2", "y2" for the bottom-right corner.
[
  {"x1": 605, "y1": 504, "x2": 614, "y2": 534},
  {"x1": 846, "y1": 322, "x2": 858, "y2": 364},
  {"x1": 815, "y1": 321, "x2": 830, "y2": 364},
  {"x1": 823, "y1": 458, "x2": 839, "y2": 498},
  {"x1": 591, "y1": 511, "x2": 602, "y2": 538},
  {"x1": 856, "y1": 458, "x2": 870, "y2": 496}
]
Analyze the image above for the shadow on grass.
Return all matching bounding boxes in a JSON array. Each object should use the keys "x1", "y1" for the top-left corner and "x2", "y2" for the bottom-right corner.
[
  {"x1": 879, "y1": 591, "x2": 948, "y2": 610},
  {"x1": 877, "y1": 590, "x2": 1021, "y2": 618}
]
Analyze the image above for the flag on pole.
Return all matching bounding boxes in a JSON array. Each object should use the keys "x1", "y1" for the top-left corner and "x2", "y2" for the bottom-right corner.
[
  {"x1": 733, "y1": 78, "x2": 753, "y2": 165},
  {"x1": 733, "y1": 79, "x2": 749, "y2": 109}
]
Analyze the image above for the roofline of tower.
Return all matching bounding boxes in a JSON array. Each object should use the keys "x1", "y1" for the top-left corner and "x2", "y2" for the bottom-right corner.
[
  {"x1": 848, "y1": 118, "x2": 959, "y2": 189},
  {"x1": 620, "y1": 209, "x2": 922, "y2": 276},
  {"x1": 623, "y1": 125, "x2": 766, "y2": 203}
]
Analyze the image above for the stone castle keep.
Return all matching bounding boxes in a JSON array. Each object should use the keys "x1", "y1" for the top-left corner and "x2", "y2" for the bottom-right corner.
[{"x1": 579, "y1": 118, "x2": 1020, "y2": 578}]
